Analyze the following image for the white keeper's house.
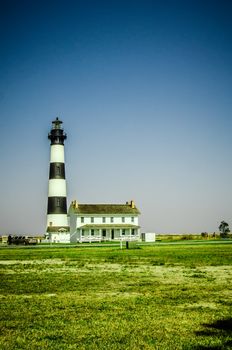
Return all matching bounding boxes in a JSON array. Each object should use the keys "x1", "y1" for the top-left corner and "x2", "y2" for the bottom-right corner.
[{"x1": 68, "y1": 200, "x2": 140, "y2": 243}]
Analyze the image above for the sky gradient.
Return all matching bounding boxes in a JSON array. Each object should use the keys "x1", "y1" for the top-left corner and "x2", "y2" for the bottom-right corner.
[{"x1": 1, "y1": 0, "x2": 232, "y2": 234}]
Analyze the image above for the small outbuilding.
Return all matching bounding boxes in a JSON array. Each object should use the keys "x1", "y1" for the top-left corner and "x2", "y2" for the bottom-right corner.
[{"x1": 141, "y1": 232, "x2": 156, "y2": 242}]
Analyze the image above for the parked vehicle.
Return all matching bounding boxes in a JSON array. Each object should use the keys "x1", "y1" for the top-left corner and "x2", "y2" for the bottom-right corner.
[
  {"x1": 24, "y1": 237, "x2": 37, "y2": 245},
  {"x1": 7, "y1": 235, "x2": 37, "y2": 245}
]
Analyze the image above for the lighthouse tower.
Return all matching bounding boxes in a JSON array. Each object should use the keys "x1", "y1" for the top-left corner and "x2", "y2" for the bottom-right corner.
[{"x1": 46, "y1": 118, "x2": 70, "y2": 242}]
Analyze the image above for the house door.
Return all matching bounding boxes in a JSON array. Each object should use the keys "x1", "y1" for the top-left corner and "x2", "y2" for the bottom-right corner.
[{"x1": 111, "y1": 229, "x2": 114, "y2": 240}]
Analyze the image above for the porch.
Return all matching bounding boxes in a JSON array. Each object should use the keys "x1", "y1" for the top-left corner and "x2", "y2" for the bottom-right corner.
[{"x1": 75, "y1": 224, "x2": 140, "y2": 243}]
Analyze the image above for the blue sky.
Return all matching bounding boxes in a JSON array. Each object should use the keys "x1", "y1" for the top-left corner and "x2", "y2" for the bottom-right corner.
[{"x1": 1, "y1": 0, "x2": 232, "y2": 234}]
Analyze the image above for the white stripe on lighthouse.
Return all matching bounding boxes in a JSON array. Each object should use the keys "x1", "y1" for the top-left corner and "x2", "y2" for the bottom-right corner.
[
  {"x1": 47, "y1": 214, "x2": 68, "y2": 228},
  {"x1": 48, "y1": 179, "x2": 67, "y2": 197},
  {"x1": 50, "y1": 145, "x2": 65, "y2": 163}
]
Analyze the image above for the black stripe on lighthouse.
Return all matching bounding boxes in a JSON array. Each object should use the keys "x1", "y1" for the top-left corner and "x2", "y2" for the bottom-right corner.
[
  {"x1": 49, "y1": 163, "x2": 65, "y2": 179},
  {"x1": 47, "y1": 197, "x2": 67, "y2": 214}
]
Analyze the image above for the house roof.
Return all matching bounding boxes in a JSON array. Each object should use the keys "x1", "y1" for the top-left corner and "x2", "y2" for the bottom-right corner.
[
  {"x1": 79, "y1": 224, "x2": 140, "y2": 229},
  {"x1": 46, "y1": 226, "x2": 70, "y2": 233},
  {"x1": 68, "y1": 202, "x2": 140, "y2": 215}
]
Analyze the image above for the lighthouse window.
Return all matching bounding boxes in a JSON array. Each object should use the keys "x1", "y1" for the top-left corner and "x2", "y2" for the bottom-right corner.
[
  {"x1": 56, "y1": 165, "x2": 61, "y2": 176},
  {"x1": 56, "y1": 198, "x2": 61, "y2": 207}
]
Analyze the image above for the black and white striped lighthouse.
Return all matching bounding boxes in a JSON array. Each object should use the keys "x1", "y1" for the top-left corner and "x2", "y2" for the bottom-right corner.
[{"x1": 46, "y1": 118, "x2": 69, "y2": 233}]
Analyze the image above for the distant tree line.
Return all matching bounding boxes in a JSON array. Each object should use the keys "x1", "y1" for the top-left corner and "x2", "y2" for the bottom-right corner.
[
  {"x1": 201, "y1": 232, "x2": 216, "y2": 239},
  {"x1": 200, "y1": 221, "x2": 231, "y2": 239}
]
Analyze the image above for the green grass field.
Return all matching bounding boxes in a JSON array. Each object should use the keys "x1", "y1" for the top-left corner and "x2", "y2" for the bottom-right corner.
[{"x1": 0, "y1": 242, "x2": 232, "y2": 349}]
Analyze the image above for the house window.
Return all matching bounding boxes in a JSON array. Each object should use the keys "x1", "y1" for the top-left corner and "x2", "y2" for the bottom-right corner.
[
  {"x1": 131, "y1": 217, "x2": 134, "y2": 223},
  {"x1": 102, "y1": 229, "x2": 106, "y2": 237},
  {"x1": 132, "y1": 229, "x2": 135, "y2": 235},
  {"x1": 91, "y1": 217, "x2": 94, "y2": 223},
  {"x1": 110, "y1": 217, "x2": 114, "y2": 223},
  {"x1": 81, "y1": 217, "x2": 84, "y2": 223},
  {"x1": 102, "y1": 217, "x2": 106, "y2": 223},
  {"x1": 122, "y1": 217, "x2": 125, "y2": 223},
  {"x1": 91, "y1": 229, "x2": 94, "y2": 236},
  {"x1": 122, "y1": 229, "x2": 125, "y2": 235}
]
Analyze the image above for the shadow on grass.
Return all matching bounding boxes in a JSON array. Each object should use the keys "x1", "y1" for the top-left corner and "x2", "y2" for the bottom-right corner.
[{"x1": 194, "y1": 318, "x2": 232, "y2": 349}]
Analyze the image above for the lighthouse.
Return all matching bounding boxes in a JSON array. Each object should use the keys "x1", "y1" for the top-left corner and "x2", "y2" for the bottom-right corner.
[{"x1": 46, "y1": 118, "x2": 69, "y2": 242}]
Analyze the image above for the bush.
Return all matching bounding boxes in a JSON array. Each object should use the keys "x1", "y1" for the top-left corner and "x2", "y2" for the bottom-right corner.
[
  {"x1": 181, "y1": 234, "x2": 193, "y2": 240},
  {"x1": 201, "y1": 232, "x2": 208, "y2": 239}
]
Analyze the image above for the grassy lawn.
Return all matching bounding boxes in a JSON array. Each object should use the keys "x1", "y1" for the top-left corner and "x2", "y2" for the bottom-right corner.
[{"x1": 0, "y1": 242, "x2": 232, "y2": 349}]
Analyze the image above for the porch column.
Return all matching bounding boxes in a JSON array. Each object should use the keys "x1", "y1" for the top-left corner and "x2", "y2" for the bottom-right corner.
[
  {"x1": 120, "y1": 229, "x2": 123, "y2": 249},
  {"x1": 80, "y1": 229, "x2": 82, "y2": 243}
]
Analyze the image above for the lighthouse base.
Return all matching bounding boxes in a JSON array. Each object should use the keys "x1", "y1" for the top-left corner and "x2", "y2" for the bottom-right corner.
[
  {"x1": 46, "y1": 213, "x2": 70, "y2": 243},
  {"x1": 46, "y1": 223, "x2": 70, "y2": 243}
]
